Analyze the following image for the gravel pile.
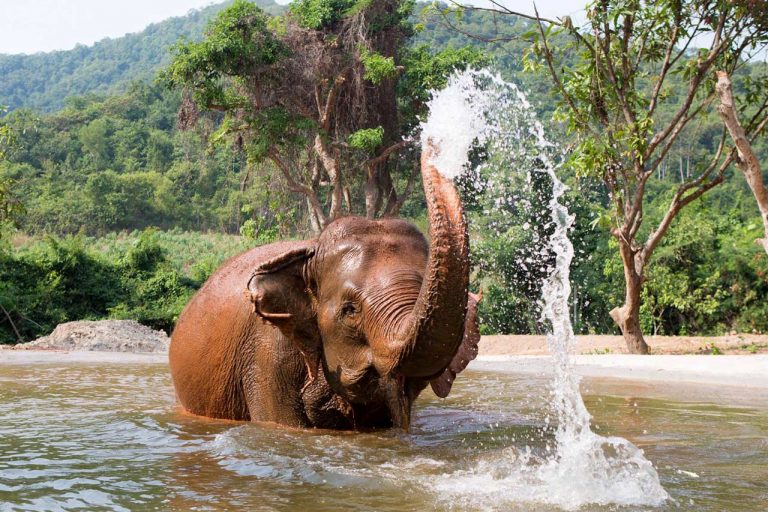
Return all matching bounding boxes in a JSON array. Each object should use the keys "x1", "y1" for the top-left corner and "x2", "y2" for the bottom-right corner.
[{"x1": 14, "y1": 320, "x2": 170, "y2": 353}]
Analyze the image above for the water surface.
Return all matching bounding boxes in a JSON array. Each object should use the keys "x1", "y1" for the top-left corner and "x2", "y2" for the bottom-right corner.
[{"x1": 1, "y1": 362, "x2": 766, "y2": 511}]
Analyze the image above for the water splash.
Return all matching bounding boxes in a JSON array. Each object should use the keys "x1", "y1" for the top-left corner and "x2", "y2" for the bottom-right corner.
[{"x1": 421, "y1": 69, "x2": 669, "y2": 510}]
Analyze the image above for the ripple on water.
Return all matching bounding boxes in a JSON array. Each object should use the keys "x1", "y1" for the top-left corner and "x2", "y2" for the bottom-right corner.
[{"x1": 0, "y1": 363, "x2": 766, "y2": 511}]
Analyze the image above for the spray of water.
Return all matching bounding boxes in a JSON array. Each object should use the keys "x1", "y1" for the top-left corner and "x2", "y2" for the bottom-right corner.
[{"x1": 421, "y1": 69, "x2": 669, "y2": 510}]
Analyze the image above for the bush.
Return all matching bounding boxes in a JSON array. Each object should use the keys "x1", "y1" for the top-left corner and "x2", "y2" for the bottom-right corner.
[{"x1": 0, "y1": 228, "x2": 248, "y2": 344}]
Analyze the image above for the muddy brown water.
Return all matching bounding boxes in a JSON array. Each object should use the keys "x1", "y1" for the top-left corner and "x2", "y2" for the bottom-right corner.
[{"x1": 0, "y1": 362, "x2": 766, "y2": 511}]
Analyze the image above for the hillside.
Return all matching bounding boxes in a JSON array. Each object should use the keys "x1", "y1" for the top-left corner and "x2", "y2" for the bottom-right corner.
[
  {"x1": 0, "y1": 2, "x2": 547, "y2": 114},
  {"x1": 1, "y1": 0, "x2": 766, "y2": 346},
  {"x1": 0, "y1": 0, "x2": 283, "y2": 113}
]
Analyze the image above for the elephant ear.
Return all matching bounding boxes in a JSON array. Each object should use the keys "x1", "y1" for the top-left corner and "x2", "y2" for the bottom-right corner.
[
  {"x1": 430, "y1": 291, "x2": 481, "y2": 398},
  {"x1": 246, "y1": 244, "x2": 321, "y2": 381}
]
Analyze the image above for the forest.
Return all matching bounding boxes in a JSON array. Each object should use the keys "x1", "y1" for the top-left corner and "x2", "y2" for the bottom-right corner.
[
  {"x1": 1, "y1": 0, "x2": 767, "y2": 348},
  {"x1": 0, "y1": 0, "x2": 284, "y2": 113}
]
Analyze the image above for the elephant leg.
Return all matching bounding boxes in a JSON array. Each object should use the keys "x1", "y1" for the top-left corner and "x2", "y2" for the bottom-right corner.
[{"x1": 241, "y1": 329, "x2": 312, "y2": 428}]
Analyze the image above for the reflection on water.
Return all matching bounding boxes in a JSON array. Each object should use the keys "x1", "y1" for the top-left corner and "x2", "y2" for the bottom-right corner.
[{"x1": 0, "y1": 363, "x2": 766, "y2": 511}]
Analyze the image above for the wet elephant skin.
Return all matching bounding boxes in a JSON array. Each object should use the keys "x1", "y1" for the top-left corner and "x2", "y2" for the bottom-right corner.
[{"x1": 170, "y1": 152, "x2": 480, "y2": 430}]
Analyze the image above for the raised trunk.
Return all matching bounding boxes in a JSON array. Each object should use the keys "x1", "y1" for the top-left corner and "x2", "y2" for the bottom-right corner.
[
  {"x1": 383, "y1": 143, "x2": 470, "y2": 378},
  {"x1": 610, "y1": 236, "x2": 650, "y2": 354}
]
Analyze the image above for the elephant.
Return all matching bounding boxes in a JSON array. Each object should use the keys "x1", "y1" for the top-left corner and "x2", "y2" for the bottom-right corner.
[{"x1": 169, "y1": 145, "x2": 480, "y2": 430}]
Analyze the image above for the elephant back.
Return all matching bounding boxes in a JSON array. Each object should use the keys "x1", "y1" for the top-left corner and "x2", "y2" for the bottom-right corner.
[{"x1": 169, "y1": 240, "x2": 313, "y2": 420}]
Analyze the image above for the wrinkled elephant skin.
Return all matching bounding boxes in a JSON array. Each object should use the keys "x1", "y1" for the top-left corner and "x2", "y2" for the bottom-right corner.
[{"x1": 170, "y1": 152, "x2": 479, "y2": 430}]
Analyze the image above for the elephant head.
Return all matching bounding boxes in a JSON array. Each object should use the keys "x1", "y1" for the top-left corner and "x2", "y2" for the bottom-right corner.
[{"x1": 245, "y1": 144, "x2": 479, "y2": 429}]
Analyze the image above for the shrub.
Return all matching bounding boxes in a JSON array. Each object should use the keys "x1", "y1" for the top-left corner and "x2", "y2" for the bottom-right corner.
[{"x1": 0, "y1": 228, "x2": 247, "y2": 343}]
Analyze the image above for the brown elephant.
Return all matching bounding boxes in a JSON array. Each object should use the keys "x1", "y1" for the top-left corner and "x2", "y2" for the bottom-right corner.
[{"x1": 169, "y1": 146, "x2": 480, "y2": 430}]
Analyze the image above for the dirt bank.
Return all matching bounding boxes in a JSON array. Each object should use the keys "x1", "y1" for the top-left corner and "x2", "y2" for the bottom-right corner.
[
  {"x1": 12, "y1": 320, "x2": 169, "y2": 353},
  {"x1": 480, "y1": 333, "x2": 768, "y2": 355}
]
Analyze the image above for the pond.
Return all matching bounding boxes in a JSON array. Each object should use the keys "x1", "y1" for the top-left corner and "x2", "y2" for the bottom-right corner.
[{"x1": 1, "y1": 361, "x2": 766, "y2": 511}]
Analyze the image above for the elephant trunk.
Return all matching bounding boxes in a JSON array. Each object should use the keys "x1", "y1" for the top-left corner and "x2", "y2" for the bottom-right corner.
[{"x1": 388, "y1": 140, "x2": 470, "y2": 378}]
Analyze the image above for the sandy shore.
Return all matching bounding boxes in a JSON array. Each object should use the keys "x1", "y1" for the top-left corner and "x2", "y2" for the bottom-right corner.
[
  {"x1": 471, "y1": 355, "x2": 768, "y2": 408},
  {"x1": 2, "y1": 346, "x2": 765, "y2": 389},
  {"x1": 473, "y1": 355, "x2": 768, "y2": 387},
  {"x1": 480, "y1": 333, "x2": 768, "y2": 355}
]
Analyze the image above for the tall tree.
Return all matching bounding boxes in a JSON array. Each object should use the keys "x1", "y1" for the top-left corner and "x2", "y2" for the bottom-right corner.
[
  {"x1": 162, "y1": 0, "x2": 483, "y2": 233},
  {"x1": 0, "y1": 106, "x2": 25, "y2": 226},
  {"x1": 439, "y1": 0, "x2": 768, "y2": 352}
]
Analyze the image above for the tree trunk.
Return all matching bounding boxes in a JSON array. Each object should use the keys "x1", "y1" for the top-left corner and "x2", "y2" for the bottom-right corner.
[
  {"x1": 364, "y1": 163, "x2": 379, "y2": 219},
  {"x1": 365, "y1": 157, "x2": 399, "y2": 219},
  {"x1": 378, "y1": 165, "x2": 398, "y2": 215},
  {"x1": 384, "y1": 161, "x2": 420, "y2": 217},
  {"x1": 609, "y1": 235, "x2": 650, "y2": 354},
  {"x1": 305, "y1": 197, "x2": 325, "y2": 235},
  {"x1": 716, "y1": 71, "x2": 768, "y2": 255},
  {"x1": 314, "y1": 134, "x2": 343, "y2": 220}
]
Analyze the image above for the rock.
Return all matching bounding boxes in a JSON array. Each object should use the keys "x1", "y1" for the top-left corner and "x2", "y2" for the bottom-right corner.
[{"x1": 14, "y1": 320, "x2": 170, "y2": 353}]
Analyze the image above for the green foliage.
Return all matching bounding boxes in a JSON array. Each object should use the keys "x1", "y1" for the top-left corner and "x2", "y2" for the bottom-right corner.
[
  {"x1": 1, "y1": 81, "x2": 303, "y2": 237},
  {"x1": 359, "y1": 47, "x2": 398, "y2": 84},
  {"x1": 1, "y1": 1, "x2": 767, "y2": 341},
  {"x1": 123, "y1": 228, "x2": 166, "y2": 273},
  {"x1": 0, "y1": 235, "x2": 124, "y2": 343},
  {"x1": 239, "y1": 215, "x2": 279, "y2": 245},
  {"x1": 162, "y1": 0, "x2": 288, "y2": 110},
  {"x1": 0, "y1": 105, "x2": 12, "y2": 160},
  {"x1": 0, "y1": 106, "x2": 26, "y2": 227},
  {"x1": 0, "y1": 1, "x2": 285, "y2": 113},
  {"x1": 402, "y1": 44, "x2": 488, "y2": 92},
  {"x1": 290, "y1": 0, "x2": 355, "y2": 29},
  {"x1": 348, "y1": 126, "x2": 384, "y2": 153},
  {"x1": 0, "y1": 229, "x2": 250, "y2": 343},
  {"x1": 243, "y1": 107, "x2": 315, "y2": 161}
]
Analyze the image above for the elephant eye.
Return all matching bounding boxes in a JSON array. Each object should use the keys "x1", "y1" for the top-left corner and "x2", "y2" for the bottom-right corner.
[{"x1": 340, "y1": 301, "x2": 360, "y2": 317}]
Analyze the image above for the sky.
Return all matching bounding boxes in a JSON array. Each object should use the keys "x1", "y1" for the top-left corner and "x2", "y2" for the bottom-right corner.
[{"x1": 0, "y1": 1, "x2": 586, "y2": 55}]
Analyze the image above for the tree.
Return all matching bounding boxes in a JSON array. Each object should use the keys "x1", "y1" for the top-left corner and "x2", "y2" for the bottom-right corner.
[
  {"x1": 162, "y1": 0, "x2": 484, "y2": 232},
  {"x1": 439, "y1": 0, "x2": 768, "y2": 352},
  {"x1": 716, "y1": 71, "x2": 768, "y2": 255},
  {"x1": 78, "y1": 118, "x2": 114, "y2": 169},
  {"x1": 0, "y1": 106, "x2": 25, "y2": 227}
]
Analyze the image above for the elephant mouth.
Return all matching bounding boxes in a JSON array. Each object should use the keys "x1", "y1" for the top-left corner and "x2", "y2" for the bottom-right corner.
[
  {"x1": 334, "y1": 366, "x2": 411, "y2": 429},
  {"x1": 336, "y1": 365, "x2": 380, "y2": 403}
]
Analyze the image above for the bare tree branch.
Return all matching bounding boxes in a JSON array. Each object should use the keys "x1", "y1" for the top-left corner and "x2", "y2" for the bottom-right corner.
[
  {"x1": 385, "y1": 160, "x2": 421, "y2": 216},
  {"x1": 0, "y1": 304, "x2": 22, "y2": 342},
  {"x1": 643, "y1": 151, "x2": 734, "y2": 264},
  {"x1": 647, "y1": 22, "x2": 680, "y2": 118},
  {"x1": 716, "y1": 71, "x2": 768, "y2": 253},
  {"x1": 646, "y1": 92, "x2": 717, "y2": 176},
  {"x1": 645, "y1": 15, "x2": 728, "y2": 159}
]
